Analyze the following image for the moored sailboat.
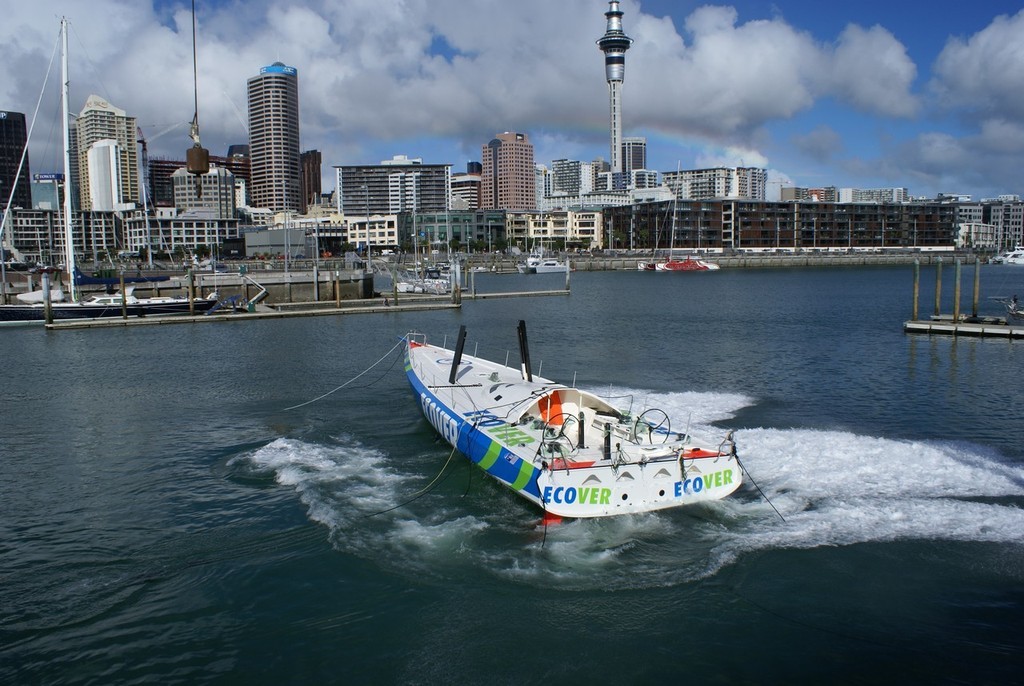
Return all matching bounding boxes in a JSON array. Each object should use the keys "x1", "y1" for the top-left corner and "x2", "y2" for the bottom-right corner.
[
  {"x1": 405, "y1": 322, "x2": 743, "y2": 519},
  {"x1": 0, "y1": 18, "x2": 218, "y2": 325}
]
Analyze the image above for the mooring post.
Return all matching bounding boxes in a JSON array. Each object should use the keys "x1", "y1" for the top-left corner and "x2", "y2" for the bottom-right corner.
[
  {"x1": 933, "y1": 258, "x2": 942, "y2": 317},
  {"x1": 564, "y1": 259, "x2": 571, "y2": 291},
  {"x1": 188, "y1": 269, "x2": 196, "y2": 316},
  {"x1": 120, "y1": 273, "x2": 128, "y2": 319},
  {"x1": 953, "y1": 258, "x2": 962, "y2": 322},
  {"x1": 42, "y1": 272, "x2": 53, "y2": 325},
  {"x1": 972, "y1": 257, "x2": 981, "y2": 318},
  {"x1": 912, "y1": 259, "x2": 920, "y2": 321}
]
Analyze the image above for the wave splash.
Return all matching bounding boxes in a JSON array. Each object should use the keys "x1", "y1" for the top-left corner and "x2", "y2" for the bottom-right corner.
[{"x1": 232, "y1": 390, "x2": 1024, "y2": 589}]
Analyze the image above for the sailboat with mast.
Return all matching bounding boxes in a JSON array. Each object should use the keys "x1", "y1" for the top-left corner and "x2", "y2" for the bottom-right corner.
[
  {"x1": 653, "y1": 170, "x2": 720, "y2": 272},
  {"x1": 0, "y1": 18, "x2": 218, "y2": 324}
]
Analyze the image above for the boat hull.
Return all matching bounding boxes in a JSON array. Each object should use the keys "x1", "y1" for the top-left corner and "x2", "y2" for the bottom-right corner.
[
  {"x1": 0, "y1": 298, "x2": 218, "y2": 323},
  {"x1": 405, "y1": 334, "x2": 742, "y2": 518},
  {"x1": 658, "y1": 258, "x2": 720, "y2": 271}
]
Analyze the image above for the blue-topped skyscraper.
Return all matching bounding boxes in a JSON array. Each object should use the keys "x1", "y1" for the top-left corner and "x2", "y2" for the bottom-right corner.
[
  {"x1": 247, "y1": 62, "x2": 300, "y2": 212},
  {"x1": 597, "y1": 1, "x2": 633, "y2": 175}
]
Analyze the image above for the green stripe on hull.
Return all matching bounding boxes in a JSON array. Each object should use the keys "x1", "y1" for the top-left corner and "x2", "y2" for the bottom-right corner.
[
  {"x1": 477, "y1": 440, "x2": 502, "y2": 470},
  {"x1": 510, "y1": 459, "x2": 534, "y2": 491}
]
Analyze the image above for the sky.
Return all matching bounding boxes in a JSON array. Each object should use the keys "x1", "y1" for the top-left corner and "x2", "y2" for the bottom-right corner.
[{"x1": 3, "y1": 0, "x2": 1024, "y2": 202}]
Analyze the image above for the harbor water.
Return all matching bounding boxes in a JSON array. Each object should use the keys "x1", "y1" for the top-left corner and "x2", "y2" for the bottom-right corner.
[{"x1": 2, "y1": 264, "x2": 1022, "y2": 684}]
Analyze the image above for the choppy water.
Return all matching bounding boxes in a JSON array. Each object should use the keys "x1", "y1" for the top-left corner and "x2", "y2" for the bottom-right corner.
[{"x1": 2, "y1": 264, "x2": 1023, "y2": 684}]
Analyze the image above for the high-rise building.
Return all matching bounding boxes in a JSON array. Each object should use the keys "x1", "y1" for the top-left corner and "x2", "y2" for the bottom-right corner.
[
  {"x1": 0, "y1": 111, "x2": 31, "y2": 212},
  {"x1": 621, "y1": 136, "x2": 646, "y2": 176},
  {"x1": 481, "y1": 132, "x2": 535, "y2": 210},
  {"x1": 149, "y1": 151, "x2": 251, "y2": 210},
  {"x1": 451, "y1": 162, "x2": 482, "y2": 211},
  {"x1": 551, "y1": 159, "x2": 596, "y2": 196},
  {"x1": 663, "y1": 167, "x2": 767, "y2": 201},
  {"x1": 334, "y1": 155, "x2": 450, "y2": 216},
  {"x1": 597, "y1": 1, "x2": 632, "y2": 174},
  {"x1": 86, "y1": 139, "x2": 120, "y2": 211},
  {"x1": 172, "y1": 166, "x2": 237, "y2": 219},
  {"x1": 247, "y1": 62, "x2": 300, "y2": 212},
  {"x1": 299, "y1": 149, "x2": 322, "y2": 212},
  {"x1": 74, "y1": 95, "x2": 138, "y2": 211}
]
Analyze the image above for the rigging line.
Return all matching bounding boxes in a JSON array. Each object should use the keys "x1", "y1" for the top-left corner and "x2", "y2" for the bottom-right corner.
[
  {"x1": 283, "y1": 339, "x2": 405, "y2": 411},
  {"x1": 66, "y1": 21, "x2": 112, "y2": 108},
  {"x1": 736, "y1": 454, "x2": 786, "y2": 522},
  {"x1": 191, "y1": 0, "x2": 200, "y2": 122},
  {"x1": 363, "y1": 444, "x2": 459, "y2": 518},
  {"x1": 0, "y1": 25, "x2": 60, "y2": 247}
]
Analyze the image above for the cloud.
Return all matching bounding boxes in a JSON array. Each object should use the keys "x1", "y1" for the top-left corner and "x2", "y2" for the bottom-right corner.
[
  {"x1": 930, "y1": 9, "x2": 1024, "y2": 119},
  {"x1": 829, "y1": 24, "x2": 918, "y2": 117},
  {"x1": 695, "y1": 145, "x2": 769, "y2": 169},
  {"x1": 1, "y1": 1, "x2": 1017, "y2": 200},
  {"x1": 791, "y1": 125, "x2": 844, "y2": 162}
]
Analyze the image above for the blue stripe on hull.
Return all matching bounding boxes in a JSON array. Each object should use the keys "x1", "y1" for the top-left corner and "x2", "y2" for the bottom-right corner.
[{"x1": 407, "y1": 365, "x2": 541, "y2": 502}]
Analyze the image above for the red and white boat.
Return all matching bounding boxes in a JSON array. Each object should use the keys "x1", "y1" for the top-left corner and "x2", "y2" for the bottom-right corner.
[{"x1": 656, "y1": 255, "x2": 721, "y2": 271}]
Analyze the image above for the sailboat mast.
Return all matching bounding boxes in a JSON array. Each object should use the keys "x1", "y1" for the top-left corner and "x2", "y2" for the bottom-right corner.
[{"x1": 60, "y1": 17, "x2": 77, "y2": 302}]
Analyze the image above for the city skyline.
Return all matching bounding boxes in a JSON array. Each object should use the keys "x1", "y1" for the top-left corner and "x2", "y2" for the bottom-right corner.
[{"x1": 2, "y1": 0, "x2": 1023, "y2": 203}]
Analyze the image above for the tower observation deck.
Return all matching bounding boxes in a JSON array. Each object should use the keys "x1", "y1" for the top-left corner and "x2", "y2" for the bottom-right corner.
[{"x1": 596, "y1": 1, "x2": 633, "y2": 174}]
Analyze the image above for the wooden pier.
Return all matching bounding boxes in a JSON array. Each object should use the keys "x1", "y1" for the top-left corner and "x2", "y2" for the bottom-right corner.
[
  {"x1": 43, "y1": 287, "x2": 570, "y2": 330},
  {"x1": 902, "y1": 258, "x2": 1023, "y2": 338}
]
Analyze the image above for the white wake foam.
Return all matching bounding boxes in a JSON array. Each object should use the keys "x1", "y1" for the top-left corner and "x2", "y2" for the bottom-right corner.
[{"x1": 232, "y1": 390, "x2": 1024, "y2": 589}]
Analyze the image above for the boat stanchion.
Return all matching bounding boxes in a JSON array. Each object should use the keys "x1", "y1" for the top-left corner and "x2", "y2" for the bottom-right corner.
[
  {"x1": 448, "y1": 325, "x2": 467, "y2": 384},
  {"x1": 517, "y1": 320, "x2": 533, "y2": 381}
]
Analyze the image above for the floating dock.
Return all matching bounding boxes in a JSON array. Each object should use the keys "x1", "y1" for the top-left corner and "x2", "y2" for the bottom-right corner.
[
  {"x1": 902, "y1": 258, "x2": 1023, "y2": 338},
  {"x1": 42, "y1": 288, "x2": 570, "y2": 330}
]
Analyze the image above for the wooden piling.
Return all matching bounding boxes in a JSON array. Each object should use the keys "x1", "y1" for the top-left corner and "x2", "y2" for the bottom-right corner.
[
  {"x1": 953, "y1": 259, "x2": 962, "y2": 322},
  {"x1": 972, "y1": 257, "x2": 980, "y2": 318},
  {"x1": 43, "y1": 272, "x2": 53, "y2": 325},
  {"x1": 120, "y1": 273, "x2": 128, "y2": 319},
  {"x1": 933, "y1": 258, "x2": 942, "y2": 317},
  {"x1": 912, "y1": 260, "x2": 919, "y2": 321}
]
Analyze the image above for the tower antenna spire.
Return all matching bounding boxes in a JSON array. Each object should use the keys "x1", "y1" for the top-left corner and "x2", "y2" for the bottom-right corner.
[{"x1": 597, "y1": 1, "x2": 633, "y2": 176}]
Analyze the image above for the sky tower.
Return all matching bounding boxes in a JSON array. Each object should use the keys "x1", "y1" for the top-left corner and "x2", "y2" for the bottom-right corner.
[{"x1": 597, "y1": 1, "x2": 633, "y2": 175}]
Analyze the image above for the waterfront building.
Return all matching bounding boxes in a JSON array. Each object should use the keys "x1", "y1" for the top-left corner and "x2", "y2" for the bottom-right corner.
[
  {"x1": 984, "y1": 200, "x2": 1024, "y2": 249},
  {"x1": 481, "y1": 132, "x2": 535, "y2": 211},
  {"x1": 958, "y1": 222, "x2": 999, "y2": 250},
  {"x1": 503, "y1": 209, "x2": 605, "y2": 251},
  {"x1": 7, "y1": 208, "x2": 120, "y2": 263},
  {"x1": 0, "y1": 110, "x2": 31, "y2": 212},
  {"x1": 603, "y1": 200, "x2": 958, "y2": 252},
  {"x1": 122, "y1": 206, "x2": 239, "y2": 257},
  {"x1": 75, "y1": 95, "x2": 138, "y2": 211},
  {"x1": 408, "y1": 210, "x2": 507, "y2": 253},
  {"x1": 247, "y1": 62, "x2": 301, "y2": 212},
  {"x1": 335, "y1": 156, "x2": 451, "y2": 216},
  {"x1": 597, "y1": 1, "x2": 633, "y2": 174}
]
